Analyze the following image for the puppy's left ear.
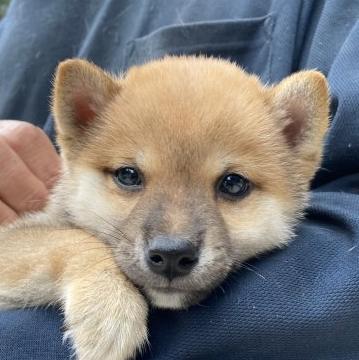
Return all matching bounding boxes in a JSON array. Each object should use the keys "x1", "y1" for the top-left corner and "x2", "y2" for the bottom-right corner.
[
  {"x1": 270, "y1": 71, "x2": 330, "y2": 179},
  {"x1": 52, "y1": 59, "x2": 121, "y2": 148}
]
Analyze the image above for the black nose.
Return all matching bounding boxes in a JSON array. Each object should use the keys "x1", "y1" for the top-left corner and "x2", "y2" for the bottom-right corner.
[{"x1": 146, "y1": 236, "x2": 199, "y2": 280}]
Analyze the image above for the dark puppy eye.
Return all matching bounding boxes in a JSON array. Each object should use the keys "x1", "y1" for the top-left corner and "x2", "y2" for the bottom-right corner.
[
  {"x1": 113, "y1": 167, "x2": 142, "y2": 189},
  {"x1": 217, "y1": 173, "x2": 251, "y2": 199}
]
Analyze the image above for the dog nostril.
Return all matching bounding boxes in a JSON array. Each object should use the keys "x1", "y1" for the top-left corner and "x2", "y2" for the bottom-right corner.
[
  {"x1": 146, "y1": 236, "x2": 199, "y2": 279},
  {"x1": 149, "y1": 254, "x2": 164, "y2": 265},
  {"x1": 178, "y1": 256, "x2": 198, "y2": 269}
]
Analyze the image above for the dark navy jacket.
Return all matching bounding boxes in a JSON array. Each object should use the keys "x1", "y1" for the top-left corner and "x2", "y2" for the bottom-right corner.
[{"x1": 0, "y1": 0, "x2": 359, "y2": 359}]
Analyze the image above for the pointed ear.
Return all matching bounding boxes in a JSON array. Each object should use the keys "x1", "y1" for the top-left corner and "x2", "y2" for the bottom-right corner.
[
  {"x1": 52, "y1": 59, "x2": 121, "y2": 147},
  {"x1": 270, "y1": 71, "x2": 330, "y2": 179}
]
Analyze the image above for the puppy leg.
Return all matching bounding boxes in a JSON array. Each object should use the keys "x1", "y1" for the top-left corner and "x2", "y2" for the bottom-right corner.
[
  {"x1": 0, "y1": 226, "x2": 63, "y2": 309},
  {"x1": 0, "y1": 227, "x2": 148, "y2": 360},
  {"x1": 63, "y1": 244, "x2": 148, "y2": 360}
]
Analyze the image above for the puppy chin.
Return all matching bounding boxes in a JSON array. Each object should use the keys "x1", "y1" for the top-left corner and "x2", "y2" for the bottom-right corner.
[{"x1": 145, "y1": 289, "x2": 206, "y2": 309}]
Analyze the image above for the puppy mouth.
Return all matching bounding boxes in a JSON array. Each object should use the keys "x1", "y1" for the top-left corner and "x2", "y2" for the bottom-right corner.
[
  {"x1": 151, "y1": 286, "x2": 184, "y2": 293},
  {"x1": 144, "y1": 286, "x2": 208, "y2": 309},
  {"x1": 122, "y1": 263, "x2": 230, "y2": 309},
  {"x1": 149, "y1": 285, "x2": 195, "y2": 296}
]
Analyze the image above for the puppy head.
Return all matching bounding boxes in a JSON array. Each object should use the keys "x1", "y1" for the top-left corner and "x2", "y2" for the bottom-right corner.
[{"x1": 53, "y1": 57, "x2": 329, "y2": 309}]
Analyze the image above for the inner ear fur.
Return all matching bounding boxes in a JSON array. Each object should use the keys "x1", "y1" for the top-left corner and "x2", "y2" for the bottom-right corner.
[
  {"x1": 270, "y1": 71, "x2": 330, "y2": 180},
  {"x1": 52, "y1": 59, "x2": 121, "y2": 148}
]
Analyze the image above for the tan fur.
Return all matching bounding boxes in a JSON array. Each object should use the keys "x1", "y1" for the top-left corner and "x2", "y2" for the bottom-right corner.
[{"x1": 0, "y1": 56, "x2": 329, "y2": 359}]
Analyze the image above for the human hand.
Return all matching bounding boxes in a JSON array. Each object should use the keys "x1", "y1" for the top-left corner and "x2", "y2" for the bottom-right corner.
[{"x1": 0, "y1": 120, "x2": 61, "y2": 224}]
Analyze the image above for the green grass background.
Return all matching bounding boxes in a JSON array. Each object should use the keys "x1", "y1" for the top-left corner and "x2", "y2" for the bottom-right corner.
[{"x1": 0, "y1": 0, "x2": 10, "y2": 18}]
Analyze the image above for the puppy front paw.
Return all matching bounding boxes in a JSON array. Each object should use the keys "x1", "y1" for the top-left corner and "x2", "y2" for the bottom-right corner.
[{"x1": 63, "y1": 272, "x2": 148, "y2": 360}]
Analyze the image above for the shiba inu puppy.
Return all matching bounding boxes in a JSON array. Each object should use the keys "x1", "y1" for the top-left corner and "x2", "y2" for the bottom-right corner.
[{"x1": 0, "y1": 56, "x2": 329, "y2": 359}]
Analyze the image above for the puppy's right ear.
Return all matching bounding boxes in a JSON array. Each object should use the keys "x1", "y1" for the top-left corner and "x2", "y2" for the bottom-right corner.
[{"x1": 52, "y1": 59, "x2": 120, "y2": 148}]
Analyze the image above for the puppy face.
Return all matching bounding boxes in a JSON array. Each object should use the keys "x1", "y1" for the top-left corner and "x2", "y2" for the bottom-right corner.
[{"x1": 53, "y1": 57, "x2": 329, "y2": 309}]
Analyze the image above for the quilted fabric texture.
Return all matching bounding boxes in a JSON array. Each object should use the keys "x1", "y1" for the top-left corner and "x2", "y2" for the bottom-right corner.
[{"x1": 0, "y1": 0, "x2": 359, "y2": 359}]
